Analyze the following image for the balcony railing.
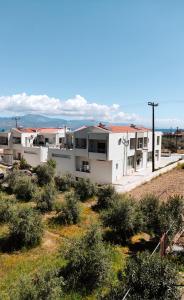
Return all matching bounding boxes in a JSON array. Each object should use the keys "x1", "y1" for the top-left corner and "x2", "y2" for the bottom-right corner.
[{"x1": 76, "y1": 166, "x2": 91, "y2": 173}]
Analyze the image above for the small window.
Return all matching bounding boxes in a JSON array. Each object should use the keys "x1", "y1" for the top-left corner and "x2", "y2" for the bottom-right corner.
[
  {"x1": 157, "y1": 136, "x2": 160, "y2": 145},
  {"x1": 118, "y1": 138, "x2": 122, "y2": 145},
  {"x1": 144, "y1": 137, "x2": 148, "y2": 148},
  {"x1": 130, "y1": 138, "x2": 135, "y2": 149},
  {"x1": 116, "y1": 163, "x2": 118, "y2": 169}
]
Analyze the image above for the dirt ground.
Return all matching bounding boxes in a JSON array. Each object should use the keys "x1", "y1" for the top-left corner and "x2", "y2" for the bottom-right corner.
[{"x1": 128, "y1": 168, "x2": 184, "y2": 201}]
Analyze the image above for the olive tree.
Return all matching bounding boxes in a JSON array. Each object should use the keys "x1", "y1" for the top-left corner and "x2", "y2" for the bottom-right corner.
[
  {"x1": 96, "y1": 185, "x2": 118, "y2": 210},
  {"x1": 10, "y1": 207, "x2": 43, "y2": 248},
  {"x1": 57, "y1": 191, "x2": 81, "y2": 225},
  {"x1": 63, "y1": 224, "x2": 111, "y2": 291},
  {"x1": 36, "y1": 184, "x2": 57, "y2": 212},
  {"x1": 34, "y1": 160, "x2": 56, "y2": 186},
  {"x1": 75, "y1": 178, "x2": 97, "y2": 201}
]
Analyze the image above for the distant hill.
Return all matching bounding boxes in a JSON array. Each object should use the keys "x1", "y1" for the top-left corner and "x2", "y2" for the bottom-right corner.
[{"x1": 0, "y1": 114, "x2": 101, "y2": 131}]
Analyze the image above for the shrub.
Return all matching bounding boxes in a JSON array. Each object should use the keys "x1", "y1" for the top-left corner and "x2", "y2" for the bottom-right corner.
[
  {"x1": 139, "y1": 194, "x2": 160, "y2": 234},
  {"x1": 13, "y1": 176, "x2": 35, "y2": 201},
  {"x1": 102, "y1": 196, "x2": 142, "y2": 242},
  {"x1": 11, "y1": 268, "x2": 64, "y2": 300},
  {"x1": 19, "y1": 157, "x2": 31, "y2": 170},
  {"x1": 55, "y1": 174, "x2": 74, "y2": 192},
  {"x1": 57, "y1": 191, "x2": 81, "y2": 225},
  {"x1": 34, "y1": 160, "x2": 56, "y2": 186},
  {"x1": 75, "y1": 178, "x2": 97, "y2": 201},
  {"x1": 0, "y1": 196, "x2": 15, "y2": 223},
  {"x1": 103, "y1": 251, "x2": 179, "y2": 300},
  {"x1": 96, "y1": 185, "x2": 118, "y2": 210},
  {"x1": 36, "y1": 184, "x2": 57, "y2": 212},
  {"x1": 10, "y1": 207, "x2": 43, "y2": 248},
  {"x1": 6, "y1": 170, "x2": 23, "y2": 192},
  {"x1": 63, "y1": 224, "x2": 111, "y2": 291},
  {"x1": 158, "y1": 195, "x2": 184, "y2": 236}
]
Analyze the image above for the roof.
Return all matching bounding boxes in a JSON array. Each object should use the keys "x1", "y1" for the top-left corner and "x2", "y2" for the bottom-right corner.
[
  {"x1": 107, "y1": 125, "x2": 151, "y2": 133},
  {"x1": 14, "y1": 128, "x2": 64, "y2": 134}
]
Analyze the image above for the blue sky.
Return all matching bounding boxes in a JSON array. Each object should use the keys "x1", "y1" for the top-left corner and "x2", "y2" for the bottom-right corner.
[{"x1": 0, "y1": 0, "x2": 184, "y2": 128}]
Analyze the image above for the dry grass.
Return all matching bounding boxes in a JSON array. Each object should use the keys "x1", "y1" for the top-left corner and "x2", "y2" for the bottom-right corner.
[{"x1": 129, "y1": 168, "x2": 184, "y2": 201}]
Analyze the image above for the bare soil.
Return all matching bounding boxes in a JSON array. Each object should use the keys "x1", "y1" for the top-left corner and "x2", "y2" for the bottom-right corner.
[{"x1": 128, "y1": 168, "x2": 184, "y2": 201}]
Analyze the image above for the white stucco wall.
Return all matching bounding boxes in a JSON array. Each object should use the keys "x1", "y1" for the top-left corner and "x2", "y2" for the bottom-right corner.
[{"x1": 22, "y1": 147, "x2": 48, "y2": 167}]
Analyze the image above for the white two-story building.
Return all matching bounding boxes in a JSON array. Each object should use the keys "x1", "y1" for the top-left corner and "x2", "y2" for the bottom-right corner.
[
  {"x1": 48, "y1": 124, "x2": 162, "y2": 184},
  {"x1": 0, "y1": 127, "x2": 69, "y2": 166}
]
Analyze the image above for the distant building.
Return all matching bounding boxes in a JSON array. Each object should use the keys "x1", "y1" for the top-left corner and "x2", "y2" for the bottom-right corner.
[
  {"x1": 48, "y1": 124, "x2": 162, "y2": 184},
  {"x1": 0, "y1": 127, "x2": 69, "y2": 166}
]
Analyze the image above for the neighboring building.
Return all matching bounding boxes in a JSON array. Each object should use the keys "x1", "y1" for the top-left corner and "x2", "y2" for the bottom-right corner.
[
  {"x1": 0, "y1": 127, "x2": 69, "y2": 166},
  {"x1": 48, "y1": 124, "x2": 162, "y2": 184}
]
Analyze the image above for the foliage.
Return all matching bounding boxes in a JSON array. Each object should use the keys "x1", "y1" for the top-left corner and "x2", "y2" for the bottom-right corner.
[
  {"x1": 102, "y1": 196, "x2": 142, "y2": 242},
  {"x1": 19, "y1": 157, "x2": 31, "y2": 170},
  {"x1": 13, "y1": 176, "x2": 35, "y2": 201},
  {"x1": 5, "y1": 170, "x2": 23, "y2": 192},
  {"x1": 0, "y1": 195, "x2": 15, "y2": 223},
  {"x1": 103, "y1": 251, "x2": 179, "y2": 300},
  {"x1": 36, "y1": 183, "x2": 57, "y2": 212},
  {"x1": 10, "y1": 268, "x2": 64, "y2": 300},
  {"x1": 63, "y1": 224, "x2": 111, "y2": 292},
  {"x1": 34, "y1": 160, "x2": 56, "y2": 186},
  {"x1": 96, "y1": 185, "x2": 118, "y2": 210},
  {"x1": 55, "y1": 174, "x2": 74, "y2": 192},
  {"x1": 47, "y1": 159, "x2": 57, "y2": 169},
  {"x1": 57, "y1": 191, "x2": 81, "y2": 225},
  {"x1": 9, "y1": 207, "x2": 43, "y2": 248},
  {"x1": 75, "y1": 178, "x2": 97, "y2": 201},
  {"x1": 157, "y1": 195, "x2": 184, "y2": 236},
  {"x1": 139, "y1": 194, "x2": 160, "y2": 234}
]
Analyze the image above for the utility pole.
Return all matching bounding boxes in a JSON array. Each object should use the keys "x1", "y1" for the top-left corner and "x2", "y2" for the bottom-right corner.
[
  {"x1": 12, "y1": 116, "x2": 20, "y2": 128},
  {"x1": 148, "y1": 102, "x2": 159, "y2": 172}
]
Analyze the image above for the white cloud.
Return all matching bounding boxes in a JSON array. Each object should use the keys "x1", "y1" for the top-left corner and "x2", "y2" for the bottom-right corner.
[{"x1": 0, "y1": 93, "x2": 139, "y2": 123}]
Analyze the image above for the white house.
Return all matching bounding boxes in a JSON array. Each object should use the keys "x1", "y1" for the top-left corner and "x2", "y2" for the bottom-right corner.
[
  {"x1": 48, "y1": 124, "x2": 162, "y2": 184},
  {"x1": 0, "y1": 127, "x2": 69, "y2": 166}
]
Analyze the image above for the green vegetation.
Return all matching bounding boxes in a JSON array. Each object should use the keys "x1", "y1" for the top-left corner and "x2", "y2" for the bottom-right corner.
[
  {"x1": 36, "y1": 183, "x2": 57, "y2": 212},
  {"x1": 0, "y1": 166, "x2": 183, "y2": 299},
  {"x1": 75, "y1": 178, "x2": 97, "y2": 201},
  {"x1": 63, "y1": 224, "x2": 111, "y2": 292},
  {"x1": 9, "y1": 207, "x2": 43, "y2": 248},
  {"x1": 55, "y1": 174, "x2": 74, "y2": 192},
  {"x1": 34, "y1": 160, "x2": 56, "y2": 186},
  {"x1": 57, "y1": 191, "x2": 81, "y2": 225},
  {"x1": 103, "y1": 251, "x2": 179, "y2": 300}
]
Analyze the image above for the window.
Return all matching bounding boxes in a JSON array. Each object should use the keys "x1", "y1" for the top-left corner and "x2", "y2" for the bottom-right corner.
[
  {"x1": 130, "y1": 138, "x2": 135, "y2": 149},
  {"x1": 97, "y1": 142, "x2": 106, "y2": 153},
  {"x1": 144, "y1": 137, "x2": 148, "y2": 148},
  {"x1": 13, "y1": 137, "x2": 21, "y2": 144},
  {"x1": 128, "y1": 156, "x2": 134, "y2": 168},
  {"x1": 116, "y1": 163, "x2": 118, "y2": 169},
  {"x1": 81, "y1": 161, "x2": 90, "y2": 172},
  {"x1": 147, "y1": 152, "x2": 152, "y2": 162},
  {"x1": 59, "y1": 137, "x2": 64, "y2": 143},
  {"x1": 118, "y1": 138, "x2": 122, "y2": 145},
  {"x1": 157, "y1": 136, "x2": 160, "y2": 145},
  {"x1": 137, "y1": 138, "x2": 143, "y2": 149},
  {"x1": 75, "y1": 138, "x2": 87, "y2": 149},
  {"x1": 0, "y1": 137, "x2": 8, "y2": 145}
]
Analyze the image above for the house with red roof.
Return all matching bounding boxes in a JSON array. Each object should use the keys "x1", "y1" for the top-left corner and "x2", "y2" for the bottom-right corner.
[{"x1": 48, "y1": 124, "x2": 162, "y2": 184}]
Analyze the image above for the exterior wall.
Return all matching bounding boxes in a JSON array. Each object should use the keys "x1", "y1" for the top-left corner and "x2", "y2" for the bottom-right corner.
[
  {"x1": 22, "y1": 147, "x2": 48, "y2": 167},
  {"x1": 48, "y1": 148, "x2": 75, "y2": 176}
]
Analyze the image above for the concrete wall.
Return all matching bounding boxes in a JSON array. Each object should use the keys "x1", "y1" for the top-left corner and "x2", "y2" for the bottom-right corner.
[{"x1": 22, "y1": 147, "x2": 48, "y2": 167}]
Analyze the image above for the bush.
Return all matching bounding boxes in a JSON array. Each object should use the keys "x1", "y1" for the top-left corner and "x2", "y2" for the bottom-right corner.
[
  {"x1": 96, "y1": 185, "x2": 118, "y2": 210},
  {"x1": 75, "y1": 178, "x2": 97, "y2": 201},
  {"x1": 158, "y1": 195, "x2": 184, "y2": 236},
  {"x1": 55, "y1": 174, "x2": 74, "y2": 192},
  {"x1": 34, "y1": 160, "x2": 56, "y2": 186},
  {"x1": 10, "y1": 207, "x2": 43, "y2": 248},
  {"x1": 139, "y1": 194, "x2": 160, "y2": 234},
  {"x1": 63, "y1": 224, "x2": 111, "y2": 291},
  {"x1": 57, "y1": 191, "x2": 81, "y2": 225},
  {"x1": 13, "y1": 176, "x2": 35, "y2": 201},
  {"x1": 11, "y1": 268, "x2": 64, "y2": 300},
  {"x1": 0, "y1": 196, "x2": 15, "y2": 223},
  {"x1": 6, "y1": 170, "x2": 23, "y2": 192},
  {"x1": 36, "y1": 184, "x2": 57, "y2": 212},
  {"x1": 103, "y1": 251, "x2": 179, "y2": 300},
  {"x1": 102, "y1": 196, "x2": 142, "y2": 242},
  {"x1": 19, "y1": 157, "x2": 31, "y2": 170}
]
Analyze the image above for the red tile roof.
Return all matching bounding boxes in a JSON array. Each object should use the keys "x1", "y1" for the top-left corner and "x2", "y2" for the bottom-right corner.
[
  {"x1": 107, "y1": 125, "x2": 150, "y2": 133},
  {"x1": 16, "y1": 128, "x2": 64, "y2": 134}
]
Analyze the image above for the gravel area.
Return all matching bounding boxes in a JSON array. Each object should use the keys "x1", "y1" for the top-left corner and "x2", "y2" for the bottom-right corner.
[{"x1": 128, "y1": 168, "x2": 184, "y2": 201}]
